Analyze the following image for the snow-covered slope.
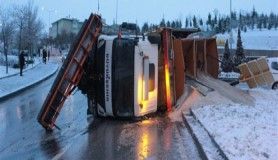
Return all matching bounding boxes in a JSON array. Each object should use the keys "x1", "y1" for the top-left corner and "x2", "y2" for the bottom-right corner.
[
  {"x1": 217, "y1": 29, "x2": 278, "y2": 50},
  {"x1": 192, "y1": 88, "x2": 278, "y2": 160}
]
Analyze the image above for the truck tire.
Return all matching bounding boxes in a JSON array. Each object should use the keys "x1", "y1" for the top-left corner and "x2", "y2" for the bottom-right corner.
[
  {"x1": 272, "y1": 81, "x2": 278, "y2": 90},
  {"x1": 87, "y1": 97, "x2": 98, "y2": 117}
]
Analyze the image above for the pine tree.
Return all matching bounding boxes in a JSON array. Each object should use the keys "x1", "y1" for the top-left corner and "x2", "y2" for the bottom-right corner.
[
  {"x1": 257, "y1": 15, "x2": 263, "y2": 30},
  {"x1": 212, "y1": 15, "x2": 218, "y2": 29},
  {"x1": 268, "y1": 13, "x2": 275, "y2": 30},
  {"x1": 185, "y1": 18, "x2": 189, "y2": 28},
  {"x1": 251, "y1": 7, "x2": 258, "y2": 30},
  {"x1": 221, "y1": 40, "x2": 233, "y2": 72},
  {"x1": 179, "y1": 20, "x2": 182, "y2": 28},
  {"x1": 166, "y1": 21, "x2": 171, "y2": 27},
  {"x1": 214, "y1": 15, "x2": 218, "y2": 25},
  {"x1": 193, "y1": 16, "x2": 198, "y2": 28},
  {"x1": 219, "y1": 18, "x2": 223, "y2": 33},
  {"x1": 175, "y1": 20, "x2": 182, "y2": 28},
  {"x1": 142, "y1": 22, "x2": 149, "y2": 33},
  {"x1": 160, "y1": 18, "x2": 166, "y2": 27},
  {"x1": 222, "y1": 18, "x2": 227, "y2": 33},
  {"x1": 263, "y1": 14, "x2": 267, "y2": 28},
  {"x1": 225, "y1": 17, "x2": 231, "y2": 32},
  {"x1": 239, "y1": 13, "x2": 243, "y2": 30},
  {"x1": 207, "y1": 13, "x2": 212, "y2": 25},
  {"x1": 171, "y1": 21, "x2": 176, "y2": 28},
  {"x1": 233, "y1": 28, "x2": 245, "y2": 72},
  {"x1": 207, "y1": 13, "x2": 212, "y2": 30},
  {"x1": 275, "y1": 15, "x2": 278, "y2": 29},
  {"x1": 199, "y1": 19, "x2": 203, "y2": 26}
]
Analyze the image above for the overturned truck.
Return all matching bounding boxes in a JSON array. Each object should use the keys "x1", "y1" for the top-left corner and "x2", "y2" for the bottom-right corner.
[{"x1": 37, "y1": 14, "x2": 219, "y2": 130}]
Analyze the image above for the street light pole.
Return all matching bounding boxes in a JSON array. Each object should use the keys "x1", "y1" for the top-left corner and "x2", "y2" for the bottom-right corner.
[
  {"x1": 46, "y1": 9, "x2": 57, "y2": 58},
  {"x1": 230, "y1": 0, "x2": 232, "y2": 17},
  {"x1": 229, "y1": 0, "x2": 233, "y2": 50},
  {"x1": 48, "y1": 10, "x2": 56, "y2": 37},
  {"x1": 116, "y1": 0, "x2": 118, "y2": 25},
  {"x1": 48, "y1": 10, "x2": 52, "y2": 58},
  {"x1": 97, "y1": 0, "x2": 100, "y2": 13}
]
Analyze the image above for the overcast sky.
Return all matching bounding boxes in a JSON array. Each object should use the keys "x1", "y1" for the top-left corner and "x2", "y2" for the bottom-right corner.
[{"x1": 1, "y1": 0, "x2": 277, "y2": 31}]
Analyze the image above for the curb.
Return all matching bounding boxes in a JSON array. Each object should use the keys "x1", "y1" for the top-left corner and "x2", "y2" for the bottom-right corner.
[
  {"x1": 182, "y1": 110, "x2": 228, "y2": 160},
  {"x1": 0, "y1": 65, "x2": 59, "y2": 102},
  {"x1": 182, "y1": 112, "x2": 210, "y2": 160},
  {"x1": 0, "y1": 61, "x2": 41, "y2": 80}
]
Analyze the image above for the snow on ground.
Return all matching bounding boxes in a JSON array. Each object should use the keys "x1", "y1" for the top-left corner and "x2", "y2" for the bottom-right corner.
[
  {"x1": 0, "y1": 66, "x2": 18, "y2": 78},
  {"x1": 191, "y1": 88, "x2": 278, "y2": 160},
  {"x1": 169, "y1": 73, "x2": 254, "y2": 122},
  {"x1": 217, "y1": 29, "x2": 278, "y2": 50},
  {"x1": 0, "y1": 62, "x2": 58, "y2": 98},
  {"x1": 0, "y1": 58, "x2": 40, "y2": 79},
  {"x1": 0, "y1": 55, "x2": 18, "y2": 67}
]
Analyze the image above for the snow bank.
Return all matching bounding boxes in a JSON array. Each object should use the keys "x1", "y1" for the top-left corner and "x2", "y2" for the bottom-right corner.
[
  {"x1": 0, "y1": 58, "x2": 40, "y2": 79},
  {"x1": 192, "y1": 88, "x2": 278, "y2": 160},
  {"x1": 0, "y1": 66, "x2": 18, "y2": 78},
  {"x1": 169, "y1": 73, "x2": 254, "y2": 122},
  {"x1": 217, "y1": 29, "x2": 278, "y2": 50},
  {"x1": 0, "y1": 62, "x2": 58, "y2": 98},
  {"x1": 0, "y1": 55, "x2": 18, "y2": 67}
]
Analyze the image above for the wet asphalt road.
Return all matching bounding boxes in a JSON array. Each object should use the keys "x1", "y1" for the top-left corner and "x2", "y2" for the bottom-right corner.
[{"x1": 0, "y1": 75, "x2": 201, "y2": 160}]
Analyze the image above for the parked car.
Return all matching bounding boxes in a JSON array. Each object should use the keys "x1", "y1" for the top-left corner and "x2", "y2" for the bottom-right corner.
[
  {"x1": 271, "y1": 61, "x2": 278, "y2": 71},
  {"x1": 268, "y1": 58, "x2": 278, "y2": 90}
]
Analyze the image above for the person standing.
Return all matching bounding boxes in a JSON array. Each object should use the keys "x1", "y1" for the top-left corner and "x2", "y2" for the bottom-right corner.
[
  {"x1": 43, "y1": 49, "x2": 47, "y2": 64},
  {"x1": 47, "y1": 49, "x2": 50, "y2": 61},
  {"x1": 19, "y1": 51, "x2": 25, "y2": 76}
]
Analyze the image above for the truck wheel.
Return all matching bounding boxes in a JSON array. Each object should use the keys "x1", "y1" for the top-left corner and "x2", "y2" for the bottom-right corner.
[
  {"x1": 272, "y1": 81, "x2": 278, "y2": 90},
  {"x1": 87, "y1": 98, "x2": 98, "y2": 117}
]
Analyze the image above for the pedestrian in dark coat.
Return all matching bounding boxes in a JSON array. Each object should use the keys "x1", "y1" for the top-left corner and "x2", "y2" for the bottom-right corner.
[
  {"x1": 47, "y1": 50, "x2": 50, "y2": 61},
  {"x1": 19, "y1": 51, "x2": 25, "y2": 76},
  {"x1": 43, "y1": 49, "x2": 47, "y2": 64}
]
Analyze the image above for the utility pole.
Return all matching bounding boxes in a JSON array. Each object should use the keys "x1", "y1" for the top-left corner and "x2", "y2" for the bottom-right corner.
[
  {"x1": 116, "y1": 0, "x2": 118, "y2": 25},
  {"x1": 97, "y1": 0, "x2": 100, "y2": 13},
  {"x1": 47, "y1": 9, "x2": 57, "y2": 58},
  {"x1": 48, "y1": 11, "x2": 51, "y2": 37},
  {"x1": 229, "y1": 0, "x2": 233, "y2": 50}
]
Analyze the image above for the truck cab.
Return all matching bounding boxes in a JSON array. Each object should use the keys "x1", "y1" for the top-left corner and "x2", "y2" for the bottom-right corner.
[{"x1": 87, "y1": 35, "x2": 158, "y2": 118}]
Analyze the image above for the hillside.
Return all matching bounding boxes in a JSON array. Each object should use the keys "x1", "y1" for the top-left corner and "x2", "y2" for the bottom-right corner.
[{"x1": 217, "y1": 29, "x2": 278, "y2": 50}]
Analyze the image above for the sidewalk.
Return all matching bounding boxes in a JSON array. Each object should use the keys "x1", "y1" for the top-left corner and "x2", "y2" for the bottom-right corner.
[
  {"x1": 0, "y1": 58, "x2": 41, "y2": 79},
  {"x1": 0, "y1": 62, "x2": 59, "y2": 101}
]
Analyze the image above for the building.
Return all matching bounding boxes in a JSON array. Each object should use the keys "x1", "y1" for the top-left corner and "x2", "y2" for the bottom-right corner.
[{"x1": 49, "y1": 17, "x2": 83, "y2": 39}]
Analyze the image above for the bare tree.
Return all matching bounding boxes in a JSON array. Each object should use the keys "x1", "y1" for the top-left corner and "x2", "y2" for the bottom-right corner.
[
  {"x1": 0, "y1": 7, "x2": 15, "y2": 74},
  {"x1": 13, "y1": 5, "x2": 26, "y2": 54},
  {"x1": 13, "y1": 1, "x2": 43, "y2": 60},
  {"x1": 53, "y1": 30, "x2": 76, "y2": 49}
]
